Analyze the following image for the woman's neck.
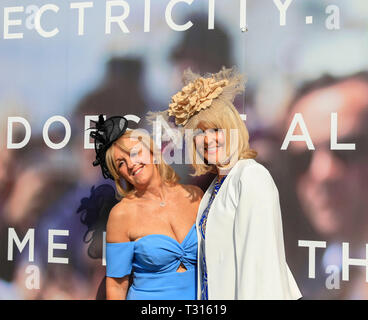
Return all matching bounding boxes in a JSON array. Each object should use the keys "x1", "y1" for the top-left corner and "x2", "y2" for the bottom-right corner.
[
  {"x1": 216, "y1": 163, "x2": 235, "y2": 181},
  {"x1": 217, "y1": 171, "x2": 225, "y2": 181},
  {"x1": 135, "y1": 168, "x2": 168, "y2": 202}
]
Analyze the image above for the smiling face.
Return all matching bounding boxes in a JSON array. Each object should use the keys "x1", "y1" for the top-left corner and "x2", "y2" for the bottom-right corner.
[
  {"x1": 185, "y1": 99, "x2": 256, "y2": 176},
  {"x1": 112, "y1": 136, "x2": 156, "y2": 189},
  {"x1": 193, "y1": 123, "x2": 227, "y2": 166}
]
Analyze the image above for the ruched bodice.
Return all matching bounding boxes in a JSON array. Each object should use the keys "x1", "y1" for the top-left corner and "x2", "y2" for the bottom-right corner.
[
  {"x1": 133, "y1": 224, "x2": 197, "y2": 274},
  {"x1": 106, "y1": 224, "x2": 198, "y2": 300}
]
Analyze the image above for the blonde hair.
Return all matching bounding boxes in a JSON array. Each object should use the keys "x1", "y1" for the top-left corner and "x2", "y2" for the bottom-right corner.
[
  {"x1": 180, "y1": 67, "x2": 257, "y2": 176},
  {"x1": 105, "y1": 130, "x2": 179, "y2": 199}
]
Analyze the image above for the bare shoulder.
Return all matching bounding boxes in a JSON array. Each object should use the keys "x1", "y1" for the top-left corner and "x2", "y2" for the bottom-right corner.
[
  {"x1": 178, "y1": 184, "x2": 204, "y2": 201},
  {"x1": 106, "y1": 197, "x2": 138, "y2": 243},
  {"x1": 108, "y1": 200, "x2": 132, "y2": 223}
]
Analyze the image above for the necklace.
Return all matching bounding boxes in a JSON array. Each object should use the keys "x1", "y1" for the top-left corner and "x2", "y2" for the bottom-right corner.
[
  {"x1": 141, "y1": 194, "x2": 166, "y2": 207},
  {"x1": 138, "y1": 185, "x2": 167, "y2": 207}
]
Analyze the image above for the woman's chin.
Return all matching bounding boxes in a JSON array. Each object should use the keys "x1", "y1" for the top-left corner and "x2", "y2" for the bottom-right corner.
[
  {"x1": 132, "y1": 174, "x2": 149, "y2": 186},
  {"x1": 205, "y1": 154, "x2": 227, "y2": 166},
  {"x1": 131, "y1": 168, "x2": 153, "y2": 187}
]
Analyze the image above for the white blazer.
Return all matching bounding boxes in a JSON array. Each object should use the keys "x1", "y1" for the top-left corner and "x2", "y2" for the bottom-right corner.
[{"x1": 196, "y1": 158, "x2": 302, "y2": 300}]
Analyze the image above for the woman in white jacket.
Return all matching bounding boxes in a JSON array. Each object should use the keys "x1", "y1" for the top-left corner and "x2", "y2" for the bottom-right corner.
[{"x1": 165, "y1": 67, "x2": 302, "y2": 300}]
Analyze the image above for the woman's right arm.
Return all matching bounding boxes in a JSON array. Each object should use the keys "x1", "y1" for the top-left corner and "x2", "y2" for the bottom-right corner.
[
  {"x1": 106, "y1": 275, "x2": 130, "y2": 300},
  {"x1": 105, "y1": 203, "x2": 132, "y2": 300},
  {"x1": 233, "y1": 164, "x2": 302, "y2": 299}
]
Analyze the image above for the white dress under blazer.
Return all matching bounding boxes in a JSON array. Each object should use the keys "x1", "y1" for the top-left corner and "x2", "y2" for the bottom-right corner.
[{"x1": 196, "y1": 158, "x2": 302, "y2": 300}]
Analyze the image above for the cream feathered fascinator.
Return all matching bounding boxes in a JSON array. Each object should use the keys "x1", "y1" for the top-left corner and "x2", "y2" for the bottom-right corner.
[
  {"x1": 167, "y1": 67, "x2": 246, "y2": 127},
  {"x1": 146, "y1": 67, "x2": 246, "y2": 129}
]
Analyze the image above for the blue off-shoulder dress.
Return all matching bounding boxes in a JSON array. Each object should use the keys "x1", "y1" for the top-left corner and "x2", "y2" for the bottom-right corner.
[{"x1": 106, "y1": 223, "x2": 197, "y2": 300}]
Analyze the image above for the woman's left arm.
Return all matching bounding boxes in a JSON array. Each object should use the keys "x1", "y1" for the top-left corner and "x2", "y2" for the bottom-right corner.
[{"x1": 233, "y1": 164, "x2": 302, "y2": 299}]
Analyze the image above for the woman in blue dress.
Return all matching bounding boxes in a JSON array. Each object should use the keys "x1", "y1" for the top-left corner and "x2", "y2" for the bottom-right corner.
[{"x1": 90, "y1": 115, "x2": 203, "y2": 300}]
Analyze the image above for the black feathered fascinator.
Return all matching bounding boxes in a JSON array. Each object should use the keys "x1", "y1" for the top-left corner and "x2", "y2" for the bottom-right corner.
[{"x1": 89, "y1": 114, "x2": 128, "y2": 180}]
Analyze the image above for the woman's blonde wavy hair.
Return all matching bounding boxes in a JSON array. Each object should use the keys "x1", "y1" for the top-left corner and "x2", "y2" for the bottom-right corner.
[
  {"x1": 175, "y1": 67, "x2": 257, "y2": 176},
  {"x1": 105, "y1": 129, "x2": 179, "y2": 199}
]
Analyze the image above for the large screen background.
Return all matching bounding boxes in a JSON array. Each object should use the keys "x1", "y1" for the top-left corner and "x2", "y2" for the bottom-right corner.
[{"x1": 0, "y1": 0, "x2": 367, "y2": 299}]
